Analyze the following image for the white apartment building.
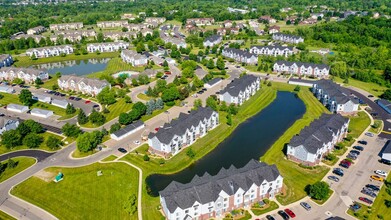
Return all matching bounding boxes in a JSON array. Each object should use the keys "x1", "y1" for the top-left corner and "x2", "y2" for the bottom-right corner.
[
  {"x1": 26, "y1": 45, "x2": 74, "y2": 58},
  {"x1": 219, "y1": 74, "x2": 261, "y2": 105}
]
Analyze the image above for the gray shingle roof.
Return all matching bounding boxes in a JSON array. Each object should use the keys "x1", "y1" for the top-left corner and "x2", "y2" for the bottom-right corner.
[
  {"x1": 0, "y1": 118, "x2": 18, "y2": 130},
  {"x1": 223, "y1": 48, "x2": 256, "y2": 59},
  {"x1": 148, "y1": 107, "x2": 216, "y2": 144},
  {"x1": 273, "y1": 33, "x2": 303, "y2": 40},
  {"x1": 251, "y1": 45, "x2": 294, "y2": 51},
  {"x1": 113, "y1": 120, "x2": 144, "y2": 138},
  {"x1": 206, "y1": 78, "x2": 222, "y2": 86},
  {"x1": 315, "y1": 79, "x2": 358, "y2": 104},
  {"x1": 204, "y1": 35, "x2": 221, "y2": 43},
  {"x1": 275, "y1": 60, "x2": 329, "y2": 70},
  {"x1": 289, "y1": 113, "x2": 349, "y2": 154},
  {"x1": 383, "y1": 141, "x2": 391, "y2": 154},
  {"x1": 160, "y1": 159, "x2": 281, "y2": 213},
  {"x1": 220, "y1": 74, "x2": 259, "y2": 97}
]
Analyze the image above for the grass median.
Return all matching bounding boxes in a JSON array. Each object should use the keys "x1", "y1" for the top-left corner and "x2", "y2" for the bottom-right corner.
[
  {"x1": 0, "y1": 157, "x2": 36, "y2": 183},
  {"x1": 11, "y1": 162, "x2": 139, "y2": 220},
  {"x1": 0, "y1": 210, "x2": 16, "y2": 220}
]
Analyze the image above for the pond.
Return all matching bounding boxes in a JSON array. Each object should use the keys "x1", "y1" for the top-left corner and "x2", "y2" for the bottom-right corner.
[
  {"x1": 31, "y1": 58, "x2": 111, "y2": 76},
  {"x1": 146, "y1": 91, "x2": 306, "y2": 196}
]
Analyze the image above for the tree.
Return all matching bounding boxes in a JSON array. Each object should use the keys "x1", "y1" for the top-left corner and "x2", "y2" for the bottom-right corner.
[
  {"x1": 206, "y1": 59, "x2": 215, "y2": 69},
  {"x1": 186, "y1": 147, "x2": 195, "y2": 158},
  {"x1": 193, "y1": 99, "x2": 202, "y2": 110},
  {"x1": 125, "y1": 95, "x2": 132, "y2": 103},
  {"x1": 7, "y1": 158, "x2": 17, "y2": 168},
  {"x1": 216, "y1": 57, "x2": 225, "y2": 70},
  {"x1": 66, "y1": 104, "x2": 76, "y2": 115},
  {"x1": 155, "y1": 98, "x2": 164, "y2": 109},
  {"x1": 132, "y1": 102, "x2": 147, "y2": 117},
  {"x1": 228, "y1": 104, "x2": 238, "y2": 115},
  {"x1": 19, "y1": 89, "x2": 33, "y2": 106},
  {"x1": 308, "y1": 181, "x2": 330, "y2": 200},
  {"x1": 46, "y1": 136, "x2": 62, "y2": 150},
  {"x1": 206, "y1": 96, "x2": 218, "y2": 111},
  {"x1": 77, "y1": 132, "x2": 94, "y2": 152},
  {"x1": 23, "y1": 133, "x2": 43, "y2": 148},
  {"x1": 97, "y1": 87, "x2": 116, "y2": 105},
  {"x1": 137, "y1": 74, "x2": 150, "y2": 85},
  {"x1": 294, "y1": 85, "x2": 301, "y2": 92},
  {"x1": 182, "y1": 67, "x2": 195, "y2": 78},
  {"x1": 161, "y1": 87, "x2": 179, "y2": 103},
  {"x1": 62, "y1": 123, "x2": 82, "y2": 138},
  {"x1": 78, "y1": 109, "x2": 89, "y2": 125},
  {"x1": 384, "y1": 65, "x2": 391, "y2": 83},
  {"x1": 331, "y1": 61, "x2": 348, "y2": 77},
  {"x1": 17, "y1": 122, "x2": 31, "y2": 136},
  {"x1": 146, "y1": 99, "x2": 156, "y2": 115},
  {"x1": 136, "y1": 42, "x2": 145, "y2": 53},
  {"x1": 23, "y1": 120, "x2": 42, "y2": 133},
  {"x1": 1, "y1": 130, "x2": 22, "y2": 149},
  {"x1": 35, "y1": 78, "x2": 43, "y2": 86},
  {"x1": 89, "y1": 110, "x2": 106, "y2": 126},
  {"x1": 193, "y1": 76, "x2": 204, "y2": 88},
  {"x1": 162, "y1": 60, "x2": 168, "y2": 67},
  {"x1": 110, "y1": 123, "x2": 121, "y2": 134},
  {"x1": 123, "y1": 194, "x2": 137, "y2": 215},
  {"x1": 226, "y1": 113, "x2": 232, "y2": 126},
  {"x1": 143, "y1": 154, "x2": 150, "y2": 161},
  {"x1": 119, "y1": 113, "x2": 131, "y2": 125},
  {"x1": 381, "y1": 89, "x2": 391, "y2": 101}
]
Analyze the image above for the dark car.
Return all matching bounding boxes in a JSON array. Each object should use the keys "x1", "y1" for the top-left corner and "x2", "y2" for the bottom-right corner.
[
  {"x1": 201, "y1": 88, "x2": 207, "y2": 91},
  {"x1": 118, "y1": 148, "x2": 127, "y2": 153},
  {"x1": 197, "y1": 91, "x2": 203, "y2": 94},
  {"x1": 74, "y1": 97, "x2": 81, "y2": 101},
  {"x1": 350, "y1": 150, "x2": 361, "y2": 155},
  {"x1": 368, "y1": 95, "x2": 374, "y2": 98},
  {"x1": 300, "y1": 202, "x2": 311, "y2": 211},
  {"x1": 353, "y1": 146, "x2": 364, "y2": 151},
  {"x1": 341, "y1": 159, "x2": 352, "y2": 166},
  {"x1": 266, "y1": 215, "x2": 275, "y2": 220},
  {"x1": 359, "y1": 197, "x2": 373, "y2": 204},
  {"x1": 333, "y1": 170, "x2": 344, "y2": 177},
  {"x1": 380, "y1": 159, "x2": 391, "y2": 165},
  {"x1": 328, "y1": 175, "x2": 339, "y2": 182},
  {"x1": 278, "y1": 210, "x2": 290, "y2": 220},
  {"x1": 358, "y1": 140, "x2": 368, "y2": 145},
  {"x1": 361, "y1": 189, "x2": 377, "y2": 198},
  {"x1": 350, "y1": 203, "x2": 361, "y2": 212},
  {"x1": 339, "y1": 162, "x2": 350, "y2": 169},
  {"x1": 366, "y1": 184, "x2": 380, "y2": 191},
  {"x1": 347, "y1": 153, "x2": 357, "y2": 160}
]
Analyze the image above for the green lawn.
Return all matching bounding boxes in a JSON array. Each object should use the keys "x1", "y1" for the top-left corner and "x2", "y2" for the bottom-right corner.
[
  {"x1": 334, "y1": 77, "x2": 388, "y2": 97},
  {"x1": 348, "y1": 111, "x2": 371, "y2": 138},
  {"x1": 13, "y1": 52, "x2": 119, "y2": 67},
  {"x1": 311, "y1": 189, "x2": 333, "y2": 205},
  {"x1": 0, "y1": 210, "x2": 16, "y2": 220},
  {"x1": 87, "y1": 57, "x2": 146, "y2": 79},
  {"x1": 0, "y1": 157, "x2": 36, "y2": 183},
  {"x1": 0, "y1": 132, "x2": 64, "y2": 155},
  {"x1": 261, "y1": 83, "x2": 331, "y2": 205},
  {"x1": 11, "y1": 162, "x2": 139, "y2": 220},
  {"x1": 137, "y1": 93, "x2": 151, "y2": 101},
  {"x1": 251, "y1": 200, "x2": 279, "y2": 216},
  {"x1": 121, "y1": 86, "x2": 278, "y2": 219},
  {"x1": 102, "y1": 155, "x2": 118, "y2": 162},
  {"x1": 369, "y1": 120, "x2": 383, "y2": 134}
]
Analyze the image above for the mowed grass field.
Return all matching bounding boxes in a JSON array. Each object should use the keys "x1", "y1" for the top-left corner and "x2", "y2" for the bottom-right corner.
[
  {"x1": 0, "y1": 157, "x2": 36, "y2": 183},
  {"x1": 11, "y1": 162, "x2": 139, "y2": 220},
  {"x1": 87, "y1": 57, "x2": 145, "y2": 79},
  {"x1": 121, "y1": 86, "x2": 278, "y2": 219},
  {"x1": 334, "y1": 77, "x2": 388, "y2": 97},
  {"x1": 0, "y1": 210, "x2": 16, "y2": 220},
  {"x1": 261, "y1": 83, "x2": 331, "y2": 205}
]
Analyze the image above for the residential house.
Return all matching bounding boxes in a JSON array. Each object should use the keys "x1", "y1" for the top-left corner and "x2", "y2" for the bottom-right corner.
[
  {"x1": 0, "y1": 54, "x2": 13, "y2": 68},
  {"x1": 97, "y1": 20, "x2": 128, "y2": 28},
  {"x1": 160, "y1": 159, "x2": 283, "y2": 220},
  {"x1": 51, "y1": 33, "x2": 82, "y2": 43},
  {"x1": 58, "y1": 75, "x2": 110, "y2": 96},
  {"x1": 312, "y1": 79, "x2": 360, "y2": 114},
  {"x1": 14, "y1": 34, "x2": 44, "y2": 43},
  {"x1": 140, "y1": 28, "x2": 153, "y2": 37},
  {"x1": 145, "y1": 17, "x2": 166, "y2": 24},
  {"x1": 26, "y1": 45, "x2": 74, "y2": 58},
  {"x1": 300, "y1": 18, "x2": 318, "y2": 25},
  {"x1": 227, "y1": 7, "x2": 249, "y2": 14},
  {"x1": 222, "y1": 48, "x2": 258, "y2": 65},
  {"x1": 121, "y1": 13, "x2": 136, "y2": 20},
  {"x1": 162, "y1": 36, "x2": 187, "y2": 48},
  {"x1": 269, "y1": 25, "x2": 280, "y2": 34},
  {"x1": 31, "y1": 108, "x2": 53, "y2": 118},
  {"x1": 0, "y1": 118, "x2": 19, "y2": 135},
  {"x1": 249, "y1": 45, "x2": 295, "y2": 57},
  {"x1": 219, "y1": 74, "x2": 261, "y2": 105},
  {"x1": 27, "y1": 26, "x2": 46, "y2": 35},
  {"x1": 272, "y1": 33, "x2": 304, "y2": 44},
  {"x1": 148, "y1": 107, "x2": 219, "y2": 156},
  {"x1": 186, "y1": 18, "x2": 215, "y2": 26},
  {"x1": 259, "y1": 16, "x2": 276, "y2": 24},
  {"x1": 0, "y1": 86, "x2": 15, "y2": 94},
  {"x1": 0, "y1": 67, "x2": 48, "y2": 83},
  {"x1": 111, "y1": 120, "x2": 145, "y2": 141},
  {"x1": 273, "y1": 61, "x2": 330, "y2": 78},
  {"x1": 222, "y1": 20, "x2": 233, "y2": 28},
  {"x1": 217, "y1": 28, "x2": 239, "y2": 35},
  {"x1": 103, "y1": 32, "x2": 136, "y2": 41},
  {"x1": 87, "y1": 42, "x2": 128, "y2": 53},
  {"x1": 203, "y1": 35, "x2": 222, "y2": 47},
  {"x1": 49, "y1": 22, "x2": 84, "y2": 31},
  {"x1": 287, "y1": 114, "x2": 349, "y2": 166},
  {"x1": 55, "y1": 30, "x2": 96, "y2": 38},
  {"x1": 7, "y1": 104, "x2": 29, "y2": 113},
  {"x1": 121, "y1": 50, "x2": 148, "y2": 67}
]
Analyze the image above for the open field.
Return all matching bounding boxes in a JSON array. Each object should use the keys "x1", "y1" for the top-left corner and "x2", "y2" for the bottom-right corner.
[
  {"x1": 0, "y1": 132, "x2": 64, "y2": 155},
  {"x1": 334, "y1": 77, "x2": 388, "y2": 97},
  {"x1": 11, "y1": 162, "x2": 139, "y2": 220},
  {"x1": 13, "y1": 52, "x2": 120, "y2": 67},
  {"x1": 121, "y1": 86, "x2": 278, "y2": 219},
  {"x1": 101, "y1": 155, "x2": 118, "y2": 162},
  {"x1": 0, "y1": 157, "x2": 36, "y2": 183}
]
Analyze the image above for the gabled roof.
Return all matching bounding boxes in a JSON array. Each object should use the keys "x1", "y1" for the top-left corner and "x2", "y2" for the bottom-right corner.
[
  {"x1": 31, "y1": 108, "x2": 53, "y2": 115},
  {"x1": 275, "y1": 60, "x2": 329, "y2": 70},
  {"x1": 0, "y1": 117, "x2": 18, "y2": 129},
  {"x1": 206, "y1": 78, "x2": 222, "y2": 86},
  {"x1": 223, "y1": 48, "x2": 257, "y2": 59},
  {"x1": 204, "y1": 35, "x2": 221, "y2": 43},
  {"x1": 160, "y1": 159, "x2": 281, "y2": 213},
  {"x1": 273, "y1": 32, "x2": 303, "y2": 40},
  {"x1": 0, "y1": 67, "x2": 47, "y2": 76},
  {"x1": 113, "y1": 120, "x2": 144, "y2": 138},
  {"x1": 315, "y1": 79, "x2": 359, "y2": 104},
  {"x1": 148, "y1": 107, "x2": 216, "y2": 144},
  {"x1": 219, "y1": 74, "x2": 259, "y2": 97},
  {"x1": 251, "y1": 45, "x2": 294, "y2": 51},
  {"x1": 59, "y1": 75, "x2": 109, "y2": 89},
  {"x1": 289, "y1": 114, "x2": 349, "y2": 154},
  {"x1": 51, "y1": 99, "x2": 69, "y2": 107}
]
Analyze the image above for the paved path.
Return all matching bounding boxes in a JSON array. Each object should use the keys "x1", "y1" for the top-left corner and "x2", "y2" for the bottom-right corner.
[{"x1": 0, "y1": 150, "x2": 54, "y2": 162}]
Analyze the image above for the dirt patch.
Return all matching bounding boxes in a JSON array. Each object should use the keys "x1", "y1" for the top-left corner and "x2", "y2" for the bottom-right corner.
[{"x1": 34, "y1": 170, "x2": 56, "y2": 182}]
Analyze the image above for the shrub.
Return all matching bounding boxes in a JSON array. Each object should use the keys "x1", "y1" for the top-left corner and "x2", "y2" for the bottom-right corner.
[
  {"x1": 186, "y1": 147, "x2": 195, "y2": 158},
  {"x1": 143, "y1": 154, "x2": 150, "y2": 161}
]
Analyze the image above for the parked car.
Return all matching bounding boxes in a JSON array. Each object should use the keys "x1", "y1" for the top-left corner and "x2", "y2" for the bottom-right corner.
[
  {"x1": 368, "y1": 95, "x2": 374, "y2": 98},
  {"x1": 359, "y1": 197, "x2": 373, "y2": 204},
  {"x1": 370, "y1": 175, "x2": 384, "y2": 182},
  {"x1": 361, "y1": 188, "x2": 377, "y2": 198},
  {"x1": 118, "y1": 148, "x2": 127, "y2": 153},
  {"x1": 380, "y1": 158, "x2": 391, "y2": 165},
  {"x1": 365, "y1": 132, "x2": 374, "y2": 137},
  {"x1": 333, "y1": 170, "x2": 344, "y2": 177},
  {"x1": 154, "y1": 127, "x2": 159, "y2": 132},
  {"x1": 278, "y1": 210, "x2": 290, "y2": 220},
  {"x1": 347, "y1": 153, "x2": 357, "y2": 160},
  {"x1": 350, "y1": 150, "x2": 361, "y2": 155},
  {"x1": 300, "y1": 202, "x2": 311, "y2": 211},
  {"x1": 85, "y1": 100, "x2": 91, "y2": 104},
  {"x1": 164, "y1": 71, "x2": 171, "y2": 75},
  {"x1": 353, "y1": 146, "x2": 364, "y2": 151},
  {"x1": 366, "y1": 184, "x2": 380, "y2": 191},
  {"x1": 339, "y1": 162, "x2": 350, "y2": 169},
  {"x1": 358, "y1": 140, "x2": 368, "y2": 145},
  {"x1": 341, "y1": 159, "x2": 352, "y2": 166},
  {"x1": 375, "y1": 170, "x2": 387, "y2": 177},
  {"x1": 350, "y1": 203, "x2": 361, "y2": 212},
  {"x1": 74, "y1": 97, "x2": 81, "y2": 101},
  {"x1": 133, "y1": 140, "x2": 140, "y2": 145},
  {"x1": 201, "y1": 88, "x2": 207, "y2": 91},
  {"x1": 266, "y1": 215, "x2": 275, "y2": 220},
  {"x1": 284, "y1": 209, "x2": 296, "y2": 218},
  {"x1": 69, "y1": 96, "x2": 75, "y2": 100},
  {"x1": 328, "y1": 175, "x2": 340, "y2": 182}
]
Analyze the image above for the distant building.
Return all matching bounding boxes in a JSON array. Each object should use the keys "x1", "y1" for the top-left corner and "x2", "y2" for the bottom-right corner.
[
  {"x1": 227, "y1": 7, "x2": 249, "y2": 14},
  {"x1": 121, "y1": 13, "x2": 136, "y2": 20},
  {"x1": 110, "y1": 120, "x2": 145, "y2": 141},
  {"x1": 269, "y1": 25, "x2": 280, "y2": 34},
  {"x1": 203, "y1": 35, "x2": 222, "y2": 47},
  {"x1": 26, "y1": 45, "x2": 74, "y2": 58},
  {"x1": 273, "y1": 61, "x2": 330, "y2": 78},
  {"x1": 0, "y1": 67, "x2": 48, "y2": 83},
  {"x1": 58, "y1": 75, "x2": 110, "y2": 97},
  {"x1": 97, "y1": 20, "x2": 128, "y2": 28},
  {"x1": 103, "y1": 32, "x2": 137, "y2": 41},
  {"x1": 49, "y1": 22, "x2": 84, "y2": 31},
  {"x1": 160, "y1": 159, "x2": 283, "y2": 220},
  {"x1": 222, "y1": 48, "x2": 258, "y2": 65},
  {"x1": 27, "y1": 26, "x2": 46, "y2": 35},
  {"x1": 272, "y1": 33, "x2": 304, "y2": 44},
  {"x1": 121, "y1": 50, "x2": 148, "y2": 66},
  {"x1": 259, "y1": 15, "x2": 276, "y2": 24},
  {"x1": 0, "y1": 117, "x2": 19, "y2": 135},
  {"x1": 87, "y1": 42, "x2": 128, "y2": 53},
  {"x1": 14, "y1": 34, "x2": 44, "y2": 43},
  {"x1": 288, "y1": 78, "x2": 316, "y2": 87},
  {"x1": 51, "y1": 99, "x2": 69, "y2": 109},
  {"x1": 219, "y1": 74, "x2": 260, "y2": 105},
  {"x1": 7, "y1": 104, "x2": 29, "y2": 113},
  {"x1": 186, "y1": 18, "x2": 215, "y2": 26},
  {"x1": 249, "y1": 45, "x2": 295, "y2": 57},
  {"x1": 148, "y1": 107, "x2": 219, "y2": 156},
  {"x1": 0, "y1": 54, "x2": 13, "y2": 68},
  {"x1": 312, "y1": 79, "x2": 359, "y2": 114},
  {"x1": 31, "y1": 108, "x2": 53, "y2": 118},
  {"x1": 161, "y1": 36, "x2": 187, "y2": 48},
  {"x1": 287, "y1": 114, "x2": 349, "y2": 166},
  {"x1": 145, "y1": 17, "x2": 166, "y2": 24}
]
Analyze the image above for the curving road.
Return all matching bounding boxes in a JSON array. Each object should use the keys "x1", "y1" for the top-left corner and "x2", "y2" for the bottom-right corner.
[{"x1": 0, "y1": 150, "x2": 54, "y2": 162}]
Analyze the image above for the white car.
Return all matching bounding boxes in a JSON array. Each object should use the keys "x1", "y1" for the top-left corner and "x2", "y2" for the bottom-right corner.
[
  {"x1": 375, "y1": 170, "x2": 387, "y2": 177},
  {"x1": 133, "y1": 140, "x2": 140, "y2": 145},
  {"x1": 365, "y1": 132, "x2": 374, "y2": 137}
]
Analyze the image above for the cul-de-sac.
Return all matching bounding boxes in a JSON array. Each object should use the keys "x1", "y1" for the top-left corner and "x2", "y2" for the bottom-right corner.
[{"x1": 0, "y1": 0, "x2": 391, "y2": 220}]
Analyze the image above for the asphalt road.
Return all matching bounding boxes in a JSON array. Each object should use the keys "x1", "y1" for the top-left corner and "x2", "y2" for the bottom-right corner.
[{"x1": 0, "y1": 150, "x2": 54, "y2": 162}]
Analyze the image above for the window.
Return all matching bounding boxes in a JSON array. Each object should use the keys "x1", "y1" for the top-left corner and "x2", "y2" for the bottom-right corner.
[
  {"x1": 270, "y1": 183, "x2": 273, "y2": 186},
  {"x1": 185, "y1": 210, "x2": 189, "y2": 214},
  {"x1": 176, "y1": 212, "x2": 179, "y2": 216},
  {"x1": 224, "y1": 198, "x2": 228, "y2": 202},
  {"x1": 194, "y1": 212, "x2": 198, "y2": 216}
]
